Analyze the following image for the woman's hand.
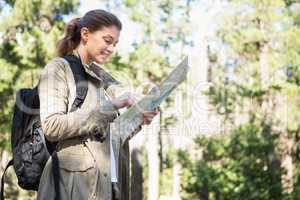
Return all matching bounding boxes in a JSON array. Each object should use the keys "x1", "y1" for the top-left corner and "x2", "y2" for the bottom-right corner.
[
  {"x1": 141, "y1": 107, "x2": 160, "y2": 125},
  {"x1": 111, "y1": 92, "x2": 160, "y2": 125},
  {"x1": 111, "y1": 92, "x2": 136, "y2": 110}
]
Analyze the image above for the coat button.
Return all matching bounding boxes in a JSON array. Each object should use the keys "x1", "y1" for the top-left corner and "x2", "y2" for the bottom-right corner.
[{"x1": 104, "y1": 173, "x2": 107, "y2": 177}]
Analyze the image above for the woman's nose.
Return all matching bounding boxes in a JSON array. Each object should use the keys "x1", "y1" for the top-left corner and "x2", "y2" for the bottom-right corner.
[{"x1": 106, "y1": 44, "x2": 115, "y2": 53}]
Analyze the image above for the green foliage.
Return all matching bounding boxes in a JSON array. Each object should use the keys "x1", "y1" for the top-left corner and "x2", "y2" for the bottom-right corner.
[
  {"x1": 179, "y1": 122, "x2": 284, "y2": 200},
  {"x1": 159, "y1": 167, "x2": 173, "y2": 196}
]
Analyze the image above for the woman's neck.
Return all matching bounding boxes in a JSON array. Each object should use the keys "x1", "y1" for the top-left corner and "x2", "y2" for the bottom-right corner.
[{"x1": 74, "y1": 45, "x2": 90, "y2": 65}]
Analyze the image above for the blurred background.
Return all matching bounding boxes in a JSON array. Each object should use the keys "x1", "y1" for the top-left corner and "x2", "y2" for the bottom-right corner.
[{"x1": 0, "y1": 0, "x2": 300, "y2": 199}]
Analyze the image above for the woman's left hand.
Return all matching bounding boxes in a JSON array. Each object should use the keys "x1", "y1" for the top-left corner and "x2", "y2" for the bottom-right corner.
[{"x1": 141, "y1": 107, "x2": 161, "y2": 125}]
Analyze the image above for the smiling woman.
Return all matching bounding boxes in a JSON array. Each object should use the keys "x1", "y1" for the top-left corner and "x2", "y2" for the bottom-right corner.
[{"x1": 37, "y1": 9, "x2": 159, "y2": 200}]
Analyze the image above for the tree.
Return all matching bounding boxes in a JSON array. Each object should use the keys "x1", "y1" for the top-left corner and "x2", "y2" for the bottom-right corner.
[{"x1": 180, "y1": 122, "x2": 283, "y2": 200}]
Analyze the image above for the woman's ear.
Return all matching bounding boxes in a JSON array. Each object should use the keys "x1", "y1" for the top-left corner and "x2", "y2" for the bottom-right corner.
[{"x1": 80, "y1": 27, "x2": 89, "y2": 44}]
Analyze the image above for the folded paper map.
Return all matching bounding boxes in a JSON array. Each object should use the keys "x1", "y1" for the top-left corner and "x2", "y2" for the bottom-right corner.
[{"x1": 112, "y1": 56, "x2": 188, "y2": 144}]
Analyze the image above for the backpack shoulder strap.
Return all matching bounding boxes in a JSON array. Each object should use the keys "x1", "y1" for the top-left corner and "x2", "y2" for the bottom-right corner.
[
  {"x1": 1, "y1": 159, "x2": 13, "y2": 200},
  {"x1": 63, "y1": 55, "x2": 88, "y2": 112},
  {"x1": 51, "y1": 55, "x2": 87, "y2": 199}
]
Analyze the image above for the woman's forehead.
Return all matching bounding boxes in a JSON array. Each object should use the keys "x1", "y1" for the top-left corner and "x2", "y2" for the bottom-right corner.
[{"x1": 96, "y1": 26, "x2": 120, "y2": 40}]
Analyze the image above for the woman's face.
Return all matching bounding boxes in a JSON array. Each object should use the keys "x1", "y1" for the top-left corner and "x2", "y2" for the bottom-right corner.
[{"x1": 84, "y1": 25, "x2": 120, "y2": 64}]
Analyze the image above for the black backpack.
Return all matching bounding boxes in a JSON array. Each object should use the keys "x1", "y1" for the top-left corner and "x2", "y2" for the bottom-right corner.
[{"x1": 0, "y1": 55, "x2": 88, "y2": 200}]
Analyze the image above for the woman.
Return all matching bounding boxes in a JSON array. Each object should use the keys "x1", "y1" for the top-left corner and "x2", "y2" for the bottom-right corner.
[{"x1": 37, "y1": 9, "x2": 158, "y2": 200}]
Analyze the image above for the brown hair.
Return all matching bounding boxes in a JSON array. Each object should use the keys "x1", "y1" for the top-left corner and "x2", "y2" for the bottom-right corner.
[{"x1": 57, "y1": 9, "x2": 122, "y2": 56}]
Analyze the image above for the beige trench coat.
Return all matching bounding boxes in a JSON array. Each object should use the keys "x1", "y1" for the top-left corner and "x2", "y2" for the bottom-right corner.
[{"x1": 37, "y1": 55, "x2": 129, "y2": 200}]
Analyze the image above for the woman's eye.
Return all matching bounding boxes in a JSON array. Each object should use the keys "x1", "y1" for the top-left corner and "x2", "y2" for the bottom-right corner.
[
  {"x1": 103, "y1": 37, "x2": 117, "y2": 47},
  {"x1": 104, "y1": 39, "x2": 112, "y2": 44}
]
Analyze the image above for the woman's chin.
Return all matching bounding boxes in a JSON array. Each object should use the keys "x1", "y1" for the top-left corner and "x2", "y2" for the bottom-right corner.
[{"x1": 94, "y1": 57, "x2": 107, "y2": 64}]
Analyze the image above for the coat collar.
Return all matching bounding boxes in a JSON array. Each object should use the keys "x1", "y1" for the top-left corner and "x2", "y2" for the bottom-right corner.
[
  {"x1": 72, "y1": 51, "x2": 120, "y2": 88},
  {"x1": 72, "y1": 51, "x2": 103, "y2": 83}
]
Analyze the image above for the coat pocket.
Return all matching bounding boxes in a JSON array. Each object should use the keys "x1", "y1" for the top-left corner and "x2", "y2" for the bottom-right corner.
[{"x1": 57, "y1": 144, "x2": 95, "y2": 172}]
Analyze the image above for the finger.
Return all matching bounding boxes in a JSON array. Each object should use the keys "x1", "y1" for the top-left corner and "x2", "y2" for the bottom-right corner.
[
  {"x1": 141, "y1": 115, "x2": 153, "y2": 125},
  {"x1": 142, "y1": 119, "x2": 151, "y2": 125},
  {"x1": 127, "y1": 97, "x2": 135, "y2": 106},
  {"x1": 146, "y1": 115, "x2": 155, "y2": 123},
  {"x1": 143, "y1": 119, "x2": 152, "y2": 125},
  {"x1": 143, "y1": 112, "x2": 156, "y2": 118},
  {"x1": 143, "y1": 110, "x2": 158, "y2": 114},
  {"x1": 155, "y1": 108, "x2": 160, "y2": 114},
  {"x1": 145, "y1": 115, "x2": 154, "y2": 120},
  {"x1": 155, "y1": 107, "x2": 161, "y2": 112}
]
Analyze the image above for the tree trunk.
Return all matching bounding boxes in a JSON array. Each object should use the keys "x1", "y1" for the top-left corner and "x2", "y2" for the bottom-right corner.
[
  {"x1": 172, "y1": 156, "x2": 181, "y2": 200},
  {"x1": 258, "y1": 18, "x2": 294, "y2": 195},
  {"x1": 131, "y1": 149, "x2": 143, "y2": 200},
  {"x1": 279, "y1": 131, "x2": 294, "y2": 194},
  {"x1": 147, "y1": 114, "x2": 160, "y2": 200},
  {"x1": 159, "y1": 111, "x2": 163, "y2": 173},
  {"x1": 199, "y1": 179, "x2": 209, "y2": 200}
]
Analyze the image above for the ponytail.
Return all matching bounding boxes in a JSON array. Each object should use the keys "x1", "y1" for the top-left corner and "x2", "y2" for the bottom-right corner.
[{"x1": 57, "y1": 17, "x2": 81, "y2": 57}]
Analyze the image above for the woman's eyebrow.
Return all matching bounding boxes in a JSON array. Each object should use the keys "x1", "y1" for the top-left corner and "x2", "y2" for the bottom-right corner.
[{"x1": 103, "y1": 35, "x2": 118, "y2": 43}]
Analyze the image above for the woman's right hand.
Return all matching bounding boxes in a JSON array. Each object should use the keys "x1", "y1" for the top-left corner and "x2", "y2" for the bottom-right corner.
[{"x1": 111, "y1": 92, "x2": 136, "y2": 110}]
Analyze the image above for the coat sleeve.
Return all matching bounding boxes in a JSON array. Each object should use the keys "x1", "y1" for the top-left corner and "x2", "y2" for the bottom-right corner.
[
  {"x1": 38, "y1": 58, "x2": 118, "y2": 142},
  {"x1": 106, "y1": 84, "x2": 125, "y2": 100}
]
